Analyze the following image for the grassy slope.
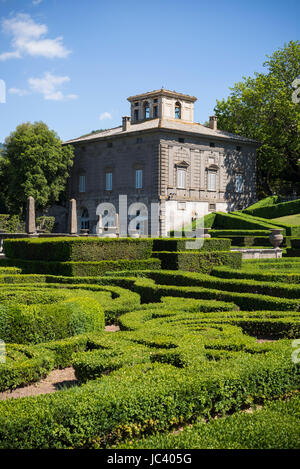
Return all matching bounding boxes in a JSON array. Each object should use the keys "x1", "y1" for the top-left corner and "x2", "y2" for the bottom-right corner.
[{"x1": 270, "y1": 214, "x2": 300, "y2": 225}]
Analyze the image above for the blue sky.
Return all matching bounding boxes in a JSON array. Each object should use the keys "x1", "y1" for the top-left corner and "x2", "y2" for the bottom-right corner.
[{"x1": 0, "y1": 0, "x2": 299, "y2": 142}]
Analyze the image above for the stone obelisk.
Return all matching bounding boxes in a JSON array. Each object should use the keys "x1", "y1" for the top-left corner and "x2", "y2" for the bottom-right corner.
[
  {"x1": 25, "y1": 196, "x2": 36, "y2": 235},
  {"x1": 68, "y1": 199, "x2": 78, "y2": 235}
]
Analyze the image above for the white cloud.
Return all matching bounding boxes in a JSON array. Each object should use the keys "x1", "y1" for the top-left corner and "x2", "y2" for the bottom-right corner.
[
  {"x1": 0, "y1": 13, "x2": 70, "y2": 60},
  {"x1": 32, "y1": 0, "x2": 43, "y2": 5},
  {"x1": 0, "y1": 50, "x2": 21, "y2": 60},
  {"x1": 99, "y1": 112, "x2": 112, "y2": 120},
  {"x1": 28, "y1": 72, "x2": 77, "y2": 101},
  {"x1": 9, "y1": 87, "x2": 29, "y2": 96}
]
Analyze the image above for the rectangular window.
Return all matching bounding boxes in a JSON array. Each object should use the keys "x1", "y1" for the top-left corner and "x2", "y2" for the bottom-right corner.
[
  {"x1": 105, "y1": 172, "x2": 112, "y2": 191},
  {"x1": 208, "y1": 171, "x2": 216, "y2": 191},
  {"x1": 136, "y1": 137, "x2": 143, "y2": 144},
  {"x1": 209, "y1": 142, "x2": 215, "y2": 148},
  {"x1": 136, "y1": 169, "x2": 143, "y2": 189},
  {"x1": 235, "y1": 174, "x2": 243, "y2": 193},
  {"x1": 178, "y1": 137, "x2": 185, "y2": 143},
  {"x1": 153, "y1": 106, "x2": 158, "y2": 118},
  {"x1": 209, "y1": 203, "x2": 216, "y2": 211},
  {"x1": 236, "y1": 146, "x2": 241, "y2": 151},
  {"x1": 107, "y1": 142, "x2": 112, "y2": 148},
  {"x1": 79, "y1": 175, "x2": 86, "y2": 193},
  {"x1": 134, "y1": 109, "x2": 139, "y2": 121},
  {"x1": 177, "y1": 168, "x2": 186, "y2": 189}
]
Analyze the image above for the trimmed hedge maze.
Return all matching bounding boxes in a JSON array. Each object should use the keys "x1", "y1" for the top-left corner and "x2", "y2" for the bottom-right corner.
[
  {"x1": 2, "y1": 237, "x2": 241, "y2": 276},
  {"x1": 0, "y1": 255, "x2": 299, "y2": 449}
]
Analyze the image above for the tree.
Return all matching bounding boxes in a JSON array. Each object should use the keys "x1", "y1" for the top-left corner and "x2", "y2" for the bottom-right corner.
[
  {"x1": 0, "y1": 122, "x2": 74, "y2": 215},
  {"x1": 214, "y1": 40, "x2": 300, "y2": 197}
]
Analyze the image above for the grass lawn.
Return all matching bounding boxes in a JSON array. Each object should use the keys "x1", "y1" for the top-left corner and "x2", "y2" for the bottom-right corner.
[{"x1": 270, "y1": 214, "x2": 300, "y2": 225}]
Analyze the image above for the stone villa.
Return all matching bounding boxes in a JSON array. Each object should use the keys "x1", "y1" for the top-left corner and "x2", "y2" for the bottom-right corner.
[{"x1": 64, "y1": 89, "x2": 258, "y2": 236}]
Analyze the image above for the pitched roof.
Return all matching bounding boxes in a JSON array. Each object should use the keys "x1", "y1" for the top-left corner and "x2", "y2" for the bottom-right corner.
[
  {"x1": 127, "y1": 88, "x2": 197, "y2": 102},
  {"x1": 64, "y1": 118, "x2": 258, "y2": 145}
]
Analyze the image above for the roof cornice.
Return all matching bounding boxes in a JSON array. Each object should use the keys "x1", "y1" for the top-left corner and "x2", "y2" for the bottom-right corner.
[{"x1": 127, "y1": 89, "x2": 197, "y2": 103}]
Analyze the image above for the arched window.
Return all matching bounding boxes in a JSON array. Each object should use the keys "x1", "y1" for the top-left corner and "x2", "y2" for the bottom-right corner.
[
  {"x1": 144, "y1": 101, "x2": 150, "y2": 119},
  {"x1": 175, "y1": 102, "x2": 181, "y2": 119},
  {"x1": 80, "y1": 208, "x2": 89, "y2": 230}
]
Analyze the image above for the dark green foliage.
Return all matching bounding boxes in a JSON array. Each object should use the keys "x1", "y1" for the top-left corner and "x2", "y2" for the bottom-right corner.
[
  {"x1": 286, "y1": 248, "x2": 300, "y2": 257},
  {"x1": 4, "y1": 237, "x2": 154, "y2": 262},
  {"x1": 291, "y1": 239, "x2": 300, "y2": 249},
  {"x1": 210, "y1": 229, "x2": 271, "y2": 237},
  {"x1": 214, "y1": 41, "x2": 300, "y2": 196},
  {"x1": 0, "y1": 214, "x2": 24, "y2": 233},
  {"x1": 0, "y1": 122, "x2": 74, "y2": 214},
  {"x1": 212, "y1": 265, "x2": 300, "y2": 284},
  {"x1": 36, "y1": 216, "x2": 55, "y2": 233},
  {"x1": 2, "y1": 258, "x2": 161, "y2": 276},
  {"x1": 152, "y1": 237, "x2": 231, "y2": 252},
  {"x1": 153, "y1": 251, "x2": 241, "y2": 272}
]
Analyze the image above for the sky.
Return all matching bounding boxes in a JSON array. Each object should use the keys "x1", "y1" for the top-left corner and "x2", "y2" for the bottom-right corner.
[{"x1": 0, "y1": 0, "x2": 299, "y2": 143}]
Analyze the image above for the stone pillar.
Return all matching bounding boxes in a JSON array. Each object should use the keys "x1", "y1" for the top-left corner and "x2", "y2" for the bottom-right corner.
[
  {"x1": 25, "y1": 196, "x2": 36, "y2": 235},
  {"x1": 68, "y1": 199, "x2": 77, "y2": 235},
  {"x1": 115, "y1": 213, "x2": 119, "y2": 236}
]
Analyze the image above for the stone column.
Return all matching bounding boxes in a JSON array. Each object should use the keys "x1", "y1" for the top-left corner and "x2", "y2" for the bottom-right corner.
[
  {"x1": 25, "y1": 196, "x2": 36, "y2": 235},
  {"x1": 115, "y1": 213, "x2": 119, "y2": 236},
  {"x1": 68, "y1": 199, "x2": 78, "y2": 235}
]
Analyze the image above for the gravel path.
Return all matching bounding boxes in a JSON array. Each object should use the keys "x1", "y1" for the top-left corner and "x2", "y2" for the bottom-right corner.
[
  {"x1": 0, "y1": 324, "x2": 120, "y2": 401},
  {"x1": 0, "y1": 367, "x2": 78, "y2": 400}
]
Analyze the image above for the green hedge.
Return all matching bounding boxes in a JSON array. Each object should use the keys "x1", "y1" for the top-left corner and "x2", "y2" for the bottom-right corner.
[
  {"x1": 132, "y1": 276, "x2": 300, "y2": 311},
  {"x1": 152, "y1": 237, "x2": 231, "y2": 252},
  {"x1": 234, "y1": 212, "x2": 300, "y2": 237},
  {"x1": 212, "y1": 266, "x2": 300, "y2": 284},
  {"x1": 3, "y1": 237, "x2": 154, "y2": 262},
  {"x1": 286, "y1": 248, "x2": 300, "y2": 258},
  {"x1": 153, "y1": 251, "x2": 242, "y2": 272},
  {"x1": 0, "y1": 266, "x2": 21, "y2": 275},
  {"x1": 243, "y1": 198, "x2": 300, "y2": 219},
  {"x1": 210, "y1": 229, "x2": 271, "y2": 237},
  {"x1": 116, "y1": 395, "x2": 300, "y2": 449},
  {"x1": 147, "y1": 271, "x2": 300, "y2": 300},
  {"x1": 3, "y1": 258, "x2": 161, "y2": 277},
  {"x1": 291, "y1": 239, "x2": 300, "y2": 249},
  {"x1": 208, "y1": 212, "x2": 276, "y2": 231},
  {"x1": 245, "y1": 196, "x2": 280, "y2": 210},
  {"x1": 0, "y1": 343, "x2": 298, "y2": 448},
  {"x1": 0, "y1": 294, "x2": 105, "y2": 345}
]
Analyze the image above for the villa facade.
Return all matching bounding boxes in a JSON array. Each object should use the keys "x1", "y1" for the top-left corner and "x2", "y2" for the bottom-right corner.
[{"x1": 65, "y1": 89, "x2": 258, "y2": 236}]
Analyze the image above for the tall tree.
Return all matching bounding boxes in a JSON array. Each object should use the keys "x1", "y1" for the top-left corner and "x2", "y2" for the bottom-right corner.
[
  {"x1": 0, "y1": 122, "x2": 74, "y2": 214},
  {"x1": 214, "y1": 40, "x2": 300, "y2": 197}
]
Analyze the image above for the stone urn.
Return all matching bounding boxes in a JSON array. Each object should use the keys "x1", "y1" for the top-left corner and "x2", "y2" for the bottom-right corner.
[
  {"x1": 80, "y1": 228, "x2": 89, "y2": 236},
  {"x1": 204, "y1": 228, "x2": 211, "y2": 238},
  {"x1": 269, "y1": 228, "x2": 284, "y2": 248}
]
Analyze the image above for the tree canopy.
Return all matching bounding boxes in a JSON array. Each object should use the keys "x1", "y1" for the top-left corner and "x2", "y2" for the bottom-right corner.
[
  {"x1": 214, "y1": 40, "x2": 300, "y2": 197},
  {"x1": 0, "y1": 122, "x2": 74, "y2": 215}
]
